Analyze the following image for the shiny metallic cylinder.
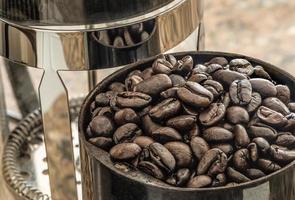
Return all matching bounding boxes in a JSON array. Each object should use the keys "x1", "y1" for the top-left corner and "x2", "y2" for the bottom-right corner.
[{"x1": 79, "y1": 52, "x2": 295, "y2": 200}]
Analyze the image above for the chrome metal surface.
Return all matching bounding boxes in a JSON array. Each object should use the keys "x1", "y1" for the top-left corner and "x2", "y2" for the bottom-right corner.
[{"x1": 79, "y1": 51, "x2": 295, "y2": 200}]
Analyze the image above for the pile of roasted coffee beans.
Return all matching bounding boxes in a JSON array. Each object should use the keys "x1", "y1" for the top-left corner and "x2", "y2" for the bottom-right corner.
[
  {"x1": 95, "y1": 20, "x2": 154, "y2": 48},
  {"x1": 86, "y1": 54, "x2": 295, "y2": 188}
]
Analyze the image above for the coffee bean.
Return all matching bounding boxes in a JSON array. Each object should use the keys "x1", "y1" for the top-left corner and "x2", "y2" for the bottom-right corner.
[
  {"x1": 149, "y1": 143, "x2": 176, "y2": 173},
  {"x1": 95, "y1": 93, "x2": 111, "y2": 106},
  {"x1": 288, "y1": 103, "x2": 295, "y2": 113},
  {"x1": 257, "y1": 106, "x2": 288, "y2": 128},
  {"x1": 94, "y1": 106, "x2": 114, "y2": 119},
  {"x1": 164, "y1": 54, "x2": 177, "y2": 66},
  {"x1": 115, "y1": 92, "x2": 152, "y2": 109},
  {"x1": 253, "y1": 65, "x2": 272, "y2": 80},
  {"x1": 152, "y1": 58, "x2": 173, "y2": 74},
  {"x1": 138, "y1": 161, "x2": 165, "y2": 180},
  {"x1": 211, "y1": 143, "x2": 234, "y2": 156},
  {"x1": 110, "y1": 143, "x2": 141, "y2": 161},
  {"x1": 208, "y1": 151, "x2": 228, "y2": 176},
  {"x1": 226, "y1": 167, "x2": 250, "y2": 183},
  {"x1": 177, "y1": 81, "x2": 213, "y2": 108},
  {"x1": 199, "y1": 103, "x2": 226, "y2": 126},
  {"x1": 197, "y1": 148, "x2": 224, "y2": 175},
  {"x1": 188, "y1": 124, "x2": 201, "y2": 139},
  {"x1": 149, "y1": 98, "x2": 181, "y2": 121},
  {"x1": 169, "y1": 74, "x2": 186, "y2": 87},
  {"x1": 205, "y1": 57, "x2": 228, "y2": 67},
  {"x1": 193, "y1": 64, "x2": 208, "y2": 73},
  {"x1": 250, "y1": 78, "x2": 277, "y2": 98},
  {"x1": 213, "y1": 69, "x2": 247, "y2": 89},
  {"x1": 276, "y1": 132, "x2": 295, "y2": 148},
  {"x1": 233, "y1": 149, "x2": 250, "y2": 172},
  {"x1": 262, "y1": 97, "x2": 290, "y2": 115},
  {"x1": 182, "y1": 104, "x2": 199, "y2": 116},
  {"x1": 109, "y1": 82, "x2": 126, "y2": 92},
  {"x1": 246, "y1": 168, "x2": 265, "y2": 179},
  {"x1": 176, "y1": 168, "x2": 191, "y2": 186},
  {"x1": 229, "y1": 79, "x2": 252, "y2": 105},
  {"x1": 127, "y1": 70, "x2": 142, "y2": 78},
  {"x1": 125, "y1": 75, "x2": 143, "y2": 91},
  {"x1": 248, "y1": 143, "x2": 259, "y2": 162},
  {"x1": 188, "y1": 72, "x2": 210, "y2": 83},
  {"x1": 222, "y1": 122, "x2": 234, "y2": 131},
  {"x1": 234, "y1": 125, "x2": 250, "y2": 149},
  {"x1": 257, "y1": 159, "x2": 281, "y2": 174},
  {"x1": 172, "y1": 55, "x2": 194, "y2": 76},
  {"x1": 166, "y1": 176, "x2": 176, "y2": 186},
  {"x1": 134, "y1": 136, "x2": 154, "y2": 148},
  {"x1": 134, "y1": 74, "x2": 172, "y2": 96},
  {"x1": 160, "y1": 87, "x2": 179, "y2": 99},
  {"x1": 229, "y1": 58, "x2": 254, "y2": 76},
  {"x1": 206, "y1": 64, "x2": 223, "y2": 74},
  {"x1": 246, "y1": 92, "x2": 262, "y2": 113},
  {"x1": 187, "y1": 175, "x2": 212, "y2": 188},
  {"x1": 203, "y1": 80, "x2": 224, "y2": 99},
  {"x1": 226, "y1": 182, "x2": 239, "y2": 187},
  {"x1": 212, "y1": 173, "x2": 227, "y2": 187},
  {"x1": 221, "y1": 92, "x2": 231, "y2": 108},
  {"x1": 269, "y1": 145, "x2": 295, "y2": 163},
  {"x1": 89, "y1": 137, "x2": 113, "y2": 150},
  {"x1": 249, "y1": 124, "x2": 277, "y2": 142},
  {"x1": 140, "y1": 68, "x2": 154, "y2": 80},
  {"x1": 113, "y1": 123, "x2": 142, "y2": 144},
  {"x1": 89, "y1": 116, "x2": 114, "y2": 137},
  {"x1": 190, "y1": 137, "x2": 210, "y2": 160},
  {"x1": 142, "y1": 115, "x2": 161, "y2": 136},
  {"x1": 276, "y1": 85, "x2": 291, "y2": 104},
  {"x1": 165, "y1": 142, "x2": 192, "y2": 168},
  {"x1": 203, "y1": 127, "x2": 234, "y2": 142},
  {"x1": 114, "y1": 108, "x2": 140, "y2": 125},
  {"x1": 226, "y1": 106, "x2": 249, "y2": 124},
  {"x1": 283, "y1": 113, "x2": 295, "y2": 130},
  {"x1": 253, "y1": 137, "x2": 270, "y2": 154},
  {"x1": 166, "y1": 115, "x2": 197, "y2": 131},
  {"x1": 151, "y1": 127, "x2": 182, "y2": 143}
]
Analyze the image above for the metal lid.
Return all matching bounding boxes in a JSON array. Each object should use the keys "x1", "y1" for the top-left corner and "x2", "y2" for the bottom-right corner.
[{"x1": 0, "y1": 0, "x2": 174, "y2": 28}]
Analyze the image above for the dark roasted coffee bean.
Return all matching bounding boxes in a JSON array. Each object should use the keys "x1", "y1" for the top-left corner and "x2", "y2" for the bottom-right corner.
[
  {"x1": 257, "y1": 159, "x2": 281, "y2": 173},
  {"x1": 221, "y1": 92, "x2": 231, "y2": 108},
  {"x1": 262, "y1": 97, "x2": 290, "y2": 115},
  {"x1": 109, "y1": 82, "x2": 125, "y2": 92},
  {"x1": 94, "y1": 106, "x2": 114, "y2": 119},
  {"x1": 187, "y1": 175, "x2": 212, "y2": 188},
  {"x1": 213, "y1": 69, "x2": 247, "y2": 89},
  {"x1": 212, "y1": 173, "x2": 227, "y2": 187},
  {"x1": 91, "y1": 107, "x2": 102, "y2": 118},
  {"x1": 203, "y1": 80, "x2": 224, "y2": 99},
  {"x1": 90, "y1": 101, "x2": 96, "y2": 113},
  {"x1": 253, "y1": 137, "x2": 270, "y2": 154},
  {"x1": 226, "y1": 167, "x2": 250, "y2": 183},
  {"x1": 140, "y1": 68, "x2": 154, "y2": 80},
  {"x1": 163, "y1": 54, "x2": 177, "y2": 66},
  {"x1": 246, "y1": 168, "x2": 265, "y2": 179},
  {"x1": 89, "y1": 137, "x2": 113, "y2": 150},
  {"x1": 247, "y1": 92, "x2": 262, "y2": 113},
  {"x1": 134, "y1": 74, "x2": 172, "y2": 96},
  {"x1": 249, "y1": 124, "x2": 277, "y2": 142},
  {"x1": 276, "y1": 132, "x2": 295, "y2": 148},
  {"x1": 197, "y1": 148, "x2": 223, "y2": 175},
  {"x1": 283, "y1": 113, "x2": 295, "y2": 130},
  {"x1": 127, "y1": 70, "x2": 142, "y2": 78},
  {"x1": 226, "y1": 106, "x2": 249, "y2": 124},
  {"x1": 113, "y1": 123, "x2": 142, "y2": 144},
  {"x1": 172, "y1": 55, "x2": 194, "y2": 76},
  {"x1": 176, "y1": 168, "x2": 191, "y2": 186},
  {"x1": 250, "y1": 78, "x2": 277, "y2": 98},
  {"x1": 142, "y1": 115, "x2": 161, "y2": 136},
  {"x1": 253, "y1": 65, "x2": 272, "y2": 80},
  {"x1": 177, "y1": 81, "x2": 213, "y2": 108},
  {"x1": 229, "y1": 79, "x2": 252, "y2": 105},
  {"x1": 165, "y1": 142, "x2": 192, "y2": 168},
  {"x1": 233, "y1": 149, "x2": 250, "y2": 172},
  {"x1": 208, "y1": 151, "x2": 228, "y2": 176},
  {"x1": 206, "y1": 64, "x2": 223, "y2": 74},
  {"x1": 199, "y1": 103, "x2": 225, "y2": 126},
  {"x1": 222, "y1": 122, "x2": 234, "y2": 131},
  {"x1": 203, "y1": 127, "x2": 234, "y2": 142},
  {"x1": 152, "y1": 58, "x2": 173, "y2": 74},
  {"x1": 151, "y1": 127, "x2": 182, "y2": 143},
  {"x1": 138, "y1": 161, "x2": 165, "y2": 180},
  {"x1": 125, "y1": 75, "x2": 143, "y2": 91},
  {"x1": 134, "y1": 136, "x2": 154, "y2": 148},
  {"x1": 188, "y1": 124, "x2": 201, "y2": 139},
  {"x1": 149, "y1": 98, "x2": 181, "y2": 121},
  {"x1": 257, "y1": 106, "x2": 287, "y2": 128},
  {"x1": 149, "y1": 143, "x2": 176, "y2": 173},
  {"x1": 211, "y1": 143, "x2": 234, "y2": 156},
  {"x1": 160, "y1": 87, "x2": 179, "y2": 99},
  {"x1": 276, "y1": 85, "x2": 291, "y2": 104},
  {"x1": 288, "y1": 103, "x2": 295, "y2": 112},
  {"x1": 190, "y1": 137, "x2": 210, "y2": 160},
  {"x1": 234, "y1": 124, "x2": 250, "y2": 149},
  {"x1": 188, "y1": 72, "x2": 210, "y2": 83},
  {"x1": 166, "y1": 115, "x2": 197, "y2": 131},
  {"x1": 89, "y1": 116, "x2": 114, "y2": 137},
  {"x1": 166, "y1": 176, "x2": 177, "y2": 186},
  {"x1": 110, "y1": 143, "x2": 141, "y2": 161},
  {"x1": 115, "y1": 91, "x2": 152, "y2": 109},
  {"x1": 182, "y1": 104, "x2": 199, "y2": 116},
  {"x1": 229, "y1": 58, "x2": 254, "y2": 76},
  {"x1": 169, "y1": 74, "x2": 186, "y2": 87},
  {"x1": 269, "y1": 145, "x2": 295, "y2": 163},
  {"x1": 114, "y1": 108, "x2": 140, "y2": 125},
  {"x1": 205, "y1": 57, "x2": 228, "y2": 67},
  {"x1": 193, "y1": 64, "x2": 207, "y2": 73},
  {"x1": 95, "y1": 93, "x2": 111, "y2": 106},
  {"x1": 248, "y1": 143, "x2": 259, "y2": 162}
]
